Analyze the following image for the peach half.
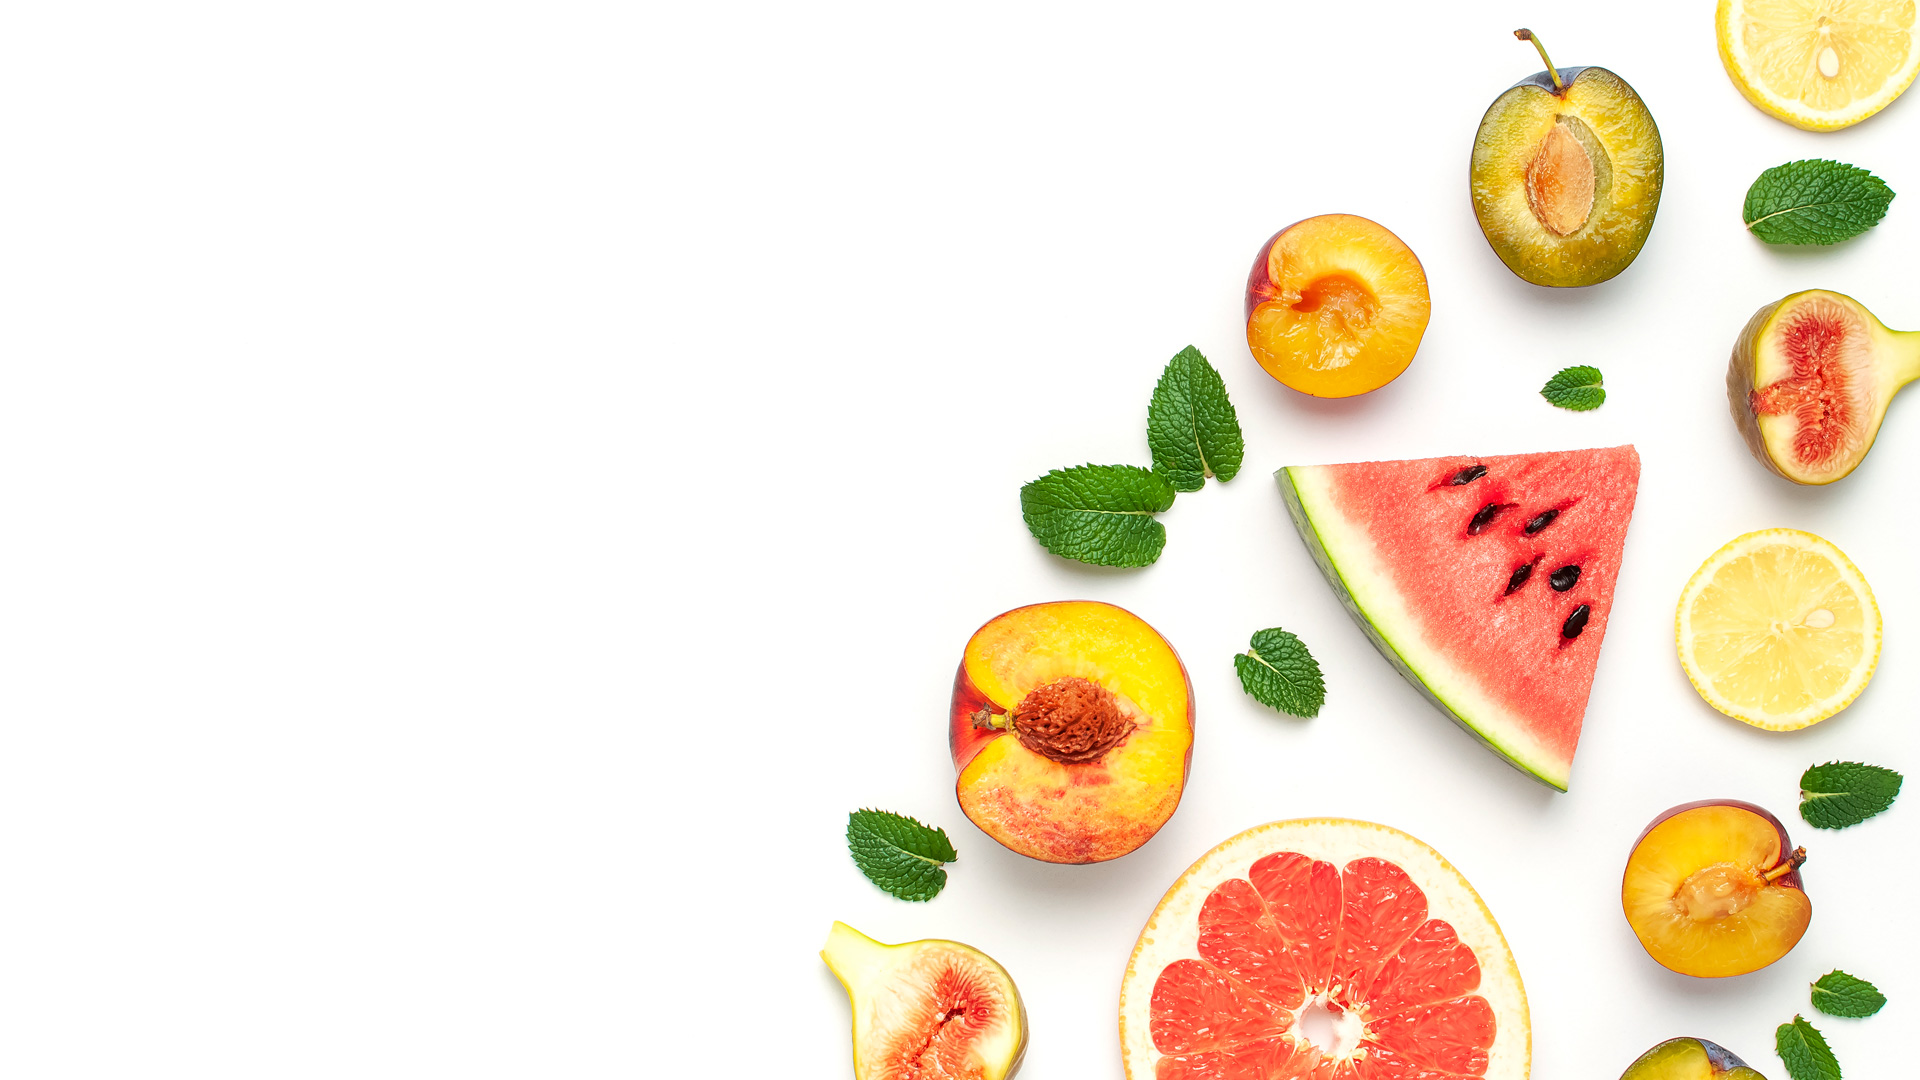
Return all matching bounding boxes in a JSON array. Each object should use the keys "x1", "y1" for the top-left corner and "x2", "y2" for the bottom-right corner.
[
  {"x1": 1621, "y1": 800, "x2": 1811, "y2": 978},
  {"x1": 1245, "y1": 214, "x2": 1432, "y2": 398},
  {"x1": 949, "y1": 601, "x2": 1193, "y2": 864}
]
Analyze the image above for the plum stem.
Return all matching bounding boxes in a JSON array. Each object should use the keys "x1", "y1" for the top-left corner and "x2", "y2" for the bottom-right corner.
[
  {"x1": 1765, "y1": 846, "x2": 1809, "y2": 882},
  {"x1": 1515, "y1": 29, "x2": 1564, "y2": 93}
]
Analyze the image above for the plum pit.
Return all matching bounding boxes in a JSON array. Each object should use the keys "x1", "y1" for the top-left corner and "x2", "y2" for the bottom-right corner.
[
  {"x1": 1525, "y1": 123, "x2": 1595, "y2": 236},
  {"x1": 1672, "y1": 863, "x2": 1763, "y2": 921},
  {"x1": 1292, "y1": 273, "x2": 1378, "y2": 324}
]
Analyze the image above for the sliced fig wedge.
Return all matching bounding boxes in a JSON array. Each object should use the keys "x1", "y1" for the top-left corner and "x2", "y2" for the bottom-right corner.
[
  {"x1": 822, "y1": 921, "x2": 1027, "y2": 1080},
  {"x1": 1729, "y1": 289, "x2": 1920, "y2": 484}
]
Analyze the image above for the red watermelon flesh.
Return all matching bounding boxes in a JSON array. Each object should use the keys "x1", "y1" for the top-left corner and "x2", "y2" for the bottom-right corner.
[{"x1": 1278, "y1": 446, "x2": 1640, "y2": 790}]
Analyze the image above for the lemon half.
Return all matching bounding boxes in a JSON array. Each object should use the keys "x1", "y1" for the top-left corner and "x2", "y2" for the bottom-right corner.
[
  {"x1": 1677, "y1": 529, "x2": 1880, "y2": 730},
  {"x1": 1717, "y1": 0, "x2": 1920, "y2": 130}
]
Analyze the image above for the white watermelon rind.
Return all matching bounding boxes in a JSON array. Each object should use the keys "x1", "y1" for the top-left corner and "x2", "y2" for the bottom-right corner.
[{"x1": 1277, "y1": 466, "x2": 1571, "y2": 791}]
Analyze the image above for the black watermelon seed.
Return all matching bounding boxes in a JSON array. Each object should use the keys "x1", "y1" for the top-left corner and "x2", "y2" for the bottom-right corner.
[
  {"x1": 1505, "y1": 562, "x2": 1534, "y2": 595},
  {"x1": 1550, "y1": 565, "x2": 1581, "y2": 592},
  {"x1": 1524, "y1": 509, "x2": 1561, "y2": 535},
  {"x1": 1448, "y1": 464, "x2": 1487, "y2": 485},
  {"x1": 1468, "y1": 503, "x2": 1512, "y2": 535},
  {"x1": 1562, "y1": 604, "x2": 1591, "y2": 639}
]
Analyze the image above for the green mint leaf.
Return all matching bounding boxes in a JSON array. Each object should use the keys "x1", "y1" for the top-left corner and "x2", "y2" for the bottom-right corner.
[
  {"x1": 1020, "y1": 464, "x2": 1176, "y2": 567},
  {"x1": 1235, "y1": 627, "x2": 1325, "y2": 718},
  {"x1": 1148, "y1": 345, "x2": 1245, "y2": 492},
  {"x1": 847, "y1": 809, "x2": 958, "y2": 902},
  {"x1": 1745, "y1": 159, "x2": 1895, "y2": 245},
  {"x1": 1800, "y1": 760, "x2": 1902, "y2": 829},
  {"x1": 1776, "y1": 1015, "x2": 1841, "y2": 1080},
  {"x1": 1812, "y1": 970, "x2": 1887, "y2": 1018},
  {"x1": 1540, "y1": 365, "x2": 1605, "y2": 411}
]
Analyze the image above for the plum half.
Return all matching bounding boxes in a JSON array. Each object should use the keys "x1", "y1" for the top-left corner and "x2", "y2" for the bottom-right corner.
[
  {"x1": 1471, "y1": 29, "x2": 1663, "y2": 287},
  {"x1": 1729, "y1": 289, "x2": 1920, "y2": 484},
  {"x1": 1622, "y1": 801, "x2": 1810, "y2": 978},
  {"x1": 1244, "y1": 213, "x2": 1431, "y2": 397},
  {"x1": 1620, "y1": 1037, "x2": 1767, "y2": 1080}
]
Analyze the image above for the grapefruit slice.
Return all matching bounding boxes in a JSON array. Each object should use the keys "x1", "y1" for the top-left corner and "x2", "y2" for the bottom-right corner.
[{"x1": 1120, "y1": 820, "x2": 1529, "y2": 1079}]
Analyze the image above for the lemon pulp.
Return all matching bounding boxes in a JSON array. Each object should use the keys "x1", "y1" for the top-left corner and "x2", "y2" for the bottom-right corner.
[
  {"x1": 1676, "y1": 529, "x2": 1880, "y2": 730},
  {"x1": 1717, "y1": 0, "x2": 1920, "y2": 130}
]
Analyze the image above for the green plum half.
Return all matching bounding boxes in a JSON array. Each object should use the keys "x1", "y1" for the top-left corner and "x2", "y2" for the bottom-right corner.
[
  {"x1": 1620, "y1": 1037, "x2": 1766, "y2": 1080},
  {"x1": 1470, "y1": 29, "x2": 1663, "y2": 287}
]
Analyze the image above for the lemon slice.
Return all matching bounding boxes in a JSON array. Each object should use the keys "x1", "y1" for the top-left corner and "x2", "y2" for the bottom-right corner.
[
  {"x1": 1677, "y1": 529, "x2": 1880, "y2": 730},
  {"x1": 1718, "y1": 0, "x2": 1920, "y2": 130}
]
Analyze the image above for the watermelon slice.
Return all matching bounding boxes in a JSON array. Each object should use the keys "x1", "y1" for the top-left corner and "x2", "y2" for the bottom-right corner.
[{"x1": 1278, "y1": 446, "x2": 1640, "y2": 791}]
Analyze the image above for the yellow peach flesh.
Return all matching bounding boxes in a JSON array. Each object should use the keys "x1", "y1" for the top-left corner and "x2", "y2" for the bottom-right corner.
[{"x1": 956, "y1": 601, "x2": 1191, "y2": 864}]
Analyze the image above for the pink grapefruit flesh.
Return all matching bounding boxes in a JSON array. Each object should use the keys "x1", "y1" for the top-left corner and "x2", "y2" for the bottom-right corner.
[{"x1": 1121, "y1": 819, "x2": 1529, "y2": 1079}]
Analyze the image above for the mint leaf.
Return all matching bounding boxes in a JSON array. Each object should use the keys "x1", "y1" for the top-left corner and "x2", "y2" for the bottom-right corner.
[
  {"x1": 1776, "y1": 1015, "x2": 1841, "y2": 1080},
  {"x1": 1745, "y1": 159, "x2": 1895, "y2": 245},
  {"x1": 1540, "y1": 365, "x2": 1605, "y2": 411},
  {"x1": 1812, "y1": 970, "x2": 1886, "y2": 1018},
  {"x1": 1800, "y1": 761, "x2": 1902, "y2": 829},
  {"x1": 1020, "y1": 464, "x2": 1176, "y2": 567},
  {"x1": 1235, "y1": 627, "x2": 1325, "y2": 718},
  {"x1": 847, "y1": 809, "x2": 958, "y2": 902},
  {"x1": 1148, "y1": 345, "x2": 1244, "y2": 492}
]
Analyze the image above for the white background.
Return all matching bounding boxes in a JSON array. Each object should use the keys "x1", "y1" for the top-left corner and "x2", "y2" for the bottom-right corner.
[{"x1": 1, "y1": 2, "x2": 1914, "y2": 1075}]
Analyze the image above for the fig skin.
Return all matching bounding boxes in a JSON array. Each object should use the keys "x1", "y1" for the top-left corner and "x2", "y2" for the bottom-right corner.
[
  {"x1": 1727, "y1": 290, "x2": 1920, "y2": 485},
  {"x1": 1726, "y1": 300, "x2": 1783, "y2": 480}
]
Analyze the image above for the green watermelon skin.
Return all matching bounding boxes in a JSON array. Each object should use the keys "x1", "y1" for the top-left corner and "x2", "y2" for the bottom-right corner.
[{"x1": 1278, "y1": 446, "x2": 1641, "y2": 791}]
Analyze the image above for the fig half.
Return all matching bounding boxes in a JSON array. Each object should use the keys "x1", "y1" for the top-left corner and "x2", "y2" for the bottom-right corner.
[
  {"x1": 822, "y1": 921, "x2": 1027, "y2": 1080},
  {"x1": 1729, "y1": 289, "x2": 1920, "y2": 484}
]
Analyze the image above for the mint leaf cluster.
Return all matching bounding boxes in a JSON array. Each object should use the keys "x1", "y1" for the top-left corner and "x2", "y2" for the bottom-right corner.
[
  {"x1": 1540, "y1": 365, "x2": 1605, "y2": 411},
  {"x1": 1812, "y1": 970, "x2": 1886, "y2": 1018},
  {"x1": 1799, "y1": 760, "x2": 1902, "y2": 829},
  {"x1": 1020, "y1": 346, "x2": 1244, "y2": 567},
  {"x1": 1235, "y1": 627, "x2": 1325, "y2": 718},
  {"x1": 1775, "y1": 967, "x2": 1890, "y2": 1077},
  {"x1": 1745, "y1": 159, "x2": 1895, "y2": 245},
  {"x1": 847, "y1": 809, "x2": 958, "y2": 902}
]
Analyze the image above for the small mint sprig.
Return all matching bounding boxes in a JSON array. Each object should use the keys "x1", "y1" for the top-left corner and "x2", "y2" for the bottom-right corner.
[
  {"x1": 1812, "y1": 969, "x2": 1886, "y2": 1018},
  {"x1": 1020, "y1": 464, "x2": 1176, "y2": 567},
  {"x1": 847, "y1": 809, "x2": 957, "y2": 902},
  {"x1": 1148, "y1": 345, "x2": 1244, "y2": 492},
  {"x1": 1540, "y1": 365, "x2": 1604, "y2": 411},
  {"x1": 1235, "y1": 627, "x2": 1325, "y2": 718},
  {"x1": 1745, "y1": 159, "x2": 1895, "y2": 245},
  {"x1": 1775, "y1": 1015, "x2": 1840, "y2": 1080},
  {"x1": 1800, "y1": 760, "x2": 1902, "y2": 829}
]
